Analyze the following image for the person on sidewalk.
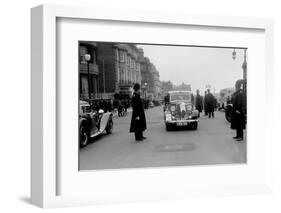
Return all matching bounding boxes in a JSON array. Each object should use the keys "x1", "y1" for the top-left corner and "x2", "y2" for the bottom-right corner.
[
  {"x1": 203, "y1": 91, "x2": 208, "y2": 116},
  {"x1": 231, "y1": 85, "x2": 246, "y2": 141},
  {"x1": 195, "y1": 89, "x2": 203, "y2": 117},
  {"x1": 129, "y1": 83, "x2": 147, "y2": 141}
]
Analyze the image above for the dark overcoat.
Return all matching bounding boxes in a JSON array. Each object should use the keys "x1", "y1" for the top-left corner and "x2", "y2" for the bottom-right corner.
[
  {"x1": 231, "y1": 90, "x2": 246, "y2": 130},
  {"x1": 205, "y1": 93, "x2": 215, "y2": 113},
  {"x1": 195, "y1": 95, "x2": 203, "y2": 112},
  {"x1": 129, "y1": 92, "x2": 147, "y2": 132}
]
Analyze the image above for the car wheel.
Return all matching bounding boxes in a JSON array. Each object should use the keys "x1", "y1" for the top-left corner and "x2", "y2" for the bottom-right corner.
[
  {"x1": 225, "y1": 106, "x2": 232, "y2": 123},
  {"x1": 80, "y1": 124, "x2": 90, "y2": 147},
  {"x1": 166, "y1": 123, "x2": 173, "y2": 131},
  {"x1": 191, "y1": 122, "x2": 198, "y2": 130},
  {"x1": 106, "y1": 118, "x2": 113, "y2": 134}
]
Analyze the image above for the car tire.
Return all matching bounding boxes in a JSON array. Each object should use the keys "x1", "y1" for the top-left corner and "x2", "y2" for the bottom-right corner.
[
  {"x1": 191, "y1": 122, "x2": 198, "y2": 130},
  {"x1": 225, "y1": 106, "x2": 232, "y2": 123},
  {"x1": 166, "y1": 123, "x2": 173, "y2": 131},
  {"x1": 80, "y1": 124, "x2": 90, "y2": 147},
  {"x1": 105, "y1": 118, "x2": 113, "y2": 134}
]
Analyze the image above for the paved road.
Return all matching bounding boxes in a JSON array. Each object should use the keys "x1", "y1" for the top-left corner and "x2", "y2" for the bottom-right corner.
[{"x1": 79, "y1": 106, "x2": 246, "y2": 170}]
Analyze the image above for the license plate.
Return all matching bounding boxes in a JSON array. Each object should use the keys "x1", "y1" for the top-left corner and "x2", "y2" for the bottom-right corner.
[{"x1": 177, "y1": 122, "x2": 187, "y2": 126}]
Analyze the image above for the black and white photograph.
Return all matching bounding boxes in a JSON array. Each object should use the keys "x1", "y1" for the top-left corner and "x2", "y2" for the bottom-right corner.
[{"x1": 78, "y1": 41, "x2": 247, "y2": 170}]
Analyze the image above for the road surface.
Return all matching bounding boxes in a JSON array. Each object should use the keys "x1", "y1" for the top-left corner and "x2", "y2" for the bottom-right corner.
[{"x1": 79, "y1": 106, "x2": 246, "y2": 170}]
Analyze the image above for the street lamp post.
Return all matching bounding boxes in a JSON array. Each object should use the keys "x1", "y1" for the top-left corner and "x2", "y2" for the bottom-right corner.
[
  {"x1": 242, "y1": 49, "x2": 247, "y2": 80},
  {"x1": 232, "y1": 48, "x2": 247, "y2": 80},
  {"x1": 84, "y1": 54, "x2": 91, "y2": 101},
  {"x1": 144, "y1": 82, "x2": 148, "y2": 99}
]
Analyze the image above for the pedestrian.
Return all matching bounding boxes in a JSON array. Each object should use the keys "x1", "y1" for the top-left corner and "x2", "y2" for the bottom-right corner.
[
  {"x1": 231, "y1": 86, "x2": 246, "y2": 141},
  {"x1": 117, "y1": 100, "x2": 123, "y2": 117},
  {"x1": 129, "y1": 83, "x2": 147, "y2": 141},
  {"x1": 205, "y1": 89, "x2": 215, "y2": 118},
  {"x1": 195, "y1": 89, "x2": 203, "y2": 117},
  {"x1": 203, "y1": 91, "x2": 208, "y2": 116}
]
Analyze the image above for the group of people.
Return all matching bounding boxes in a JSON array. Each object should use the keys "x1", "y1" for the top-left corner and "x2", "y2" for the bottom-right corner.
[
  {"x1": 194, "y1": 89, "x2": 217, "y2": 118},
  {"x1": 194, "y1": 86, "x2": 246, "y2": 141},
  {"x1": 129, "y1": 83, "x2": 246, "y2": 142},
  {"x1": 90, "y1": 99, "x2": 113, "y2": 113}
]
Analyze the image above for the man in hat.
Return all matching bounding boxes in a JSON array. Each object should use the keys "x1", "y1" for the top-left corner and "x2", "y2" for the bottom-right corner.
[
  {"x1": 195, "y1": 89, "x2": 203, "y2": 117},
  {"x1": 231, "y1": 84, "x2": 246, "y2": 141},
  {"x1": 129, "y1": 83, "x2": 147, "y2": 141},
  {"x1": 205, "y1": 89, "x2": 215, "y2": 118}
]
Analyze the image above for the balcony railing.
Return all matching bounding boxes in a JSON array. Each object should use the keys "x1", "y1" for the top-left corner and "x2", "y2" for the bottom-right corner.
[
  {"x1": 119, "y1": 80, "x2": 134, "y2": 86},
  {"x1": 79, "y1": 63, "x2": 99, "y2": 75}
]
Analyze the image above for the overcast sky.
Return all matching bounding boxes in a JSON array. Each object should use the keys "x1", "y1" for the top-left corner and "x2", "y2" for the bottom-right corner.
[{"x1": 138, "y1": 44, "x2": 246, "y2": 94}]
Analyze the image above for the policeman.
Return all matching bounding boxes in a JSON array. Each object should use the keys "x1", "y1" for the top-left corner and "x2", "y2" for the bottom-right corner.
[
  {"x1": 129, "y1": 83, "x2": 147, "y2": 141},
  {"x1": 231, "y1": 84, "x2": 246, "y2": 141},
  {"x1": 195, "y1": 89, "x2": 203, "y2": 117}
]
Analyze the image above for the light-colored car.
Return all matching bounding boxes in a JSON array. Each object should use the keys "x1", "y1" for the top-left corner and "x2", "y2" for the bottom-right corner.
[
  {"x1": 79, "y1": 100, "x2": 113, "y2": 147},
  {"x1": 164, "y1": 91, "x2": 199, "y2": 131}
]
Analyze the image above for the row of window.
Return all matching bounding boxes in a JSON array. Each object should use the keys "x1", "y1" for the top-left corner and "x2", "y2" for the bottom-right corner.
[
  {"x1": 119, "y1": 69, "x2": 141, "y2": 83},
  {"x1": 117, "y1": 50, "x2": 140, "y2": 70}
]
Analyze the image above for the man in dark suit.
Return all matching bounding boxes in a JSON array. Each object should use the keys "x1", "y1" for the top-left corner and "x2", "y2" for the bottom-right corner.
[
  {"x1": 129, "y1": 83, "x2": 147, "y2": 141},
  {"x1": 195, "y1": 89, "x2": 203, "y2": 117},
  {"x1": 231, "y1": 87, "x2": 246, "y2": 141},
  {"x1": 205, "y1": 89, "x2": 215, "y2": 118}
]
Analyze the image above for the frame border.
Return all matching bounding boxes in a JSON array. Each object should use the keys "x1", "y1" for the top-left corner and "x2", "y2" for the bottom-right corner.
[{"x1": 31, "y1": 4, "x2": 274, "y2": 208}]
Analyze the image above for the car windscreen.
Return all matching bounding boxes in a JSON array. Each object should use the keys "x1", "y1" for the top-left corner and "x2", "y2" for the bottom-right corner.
[{"x1": 170, "y1": 93, "x2": 191, "y2": 102}]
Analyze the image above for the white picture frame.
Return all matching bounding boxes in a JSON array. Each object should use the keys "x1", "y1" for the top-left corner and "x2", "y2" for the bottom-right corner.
[{"x1": 31, "y1": 4, "x2": 274, "y2": 208}]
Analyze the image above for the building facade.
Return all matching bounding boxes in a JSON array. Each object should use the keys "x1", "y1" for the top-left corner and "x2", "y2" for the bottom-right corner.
[
  {"x1": 96, "y1": 42, "x2": 141, "y2": 99},
  {"x1": 79, "y1": 41, "x2": 99, "y2": 100},
  {"x1": 138, "y1": 48, "x2": 162, "y2": 100},
  {"x1": 79, "y1": 42, "x2": 162, "y2": 101}
]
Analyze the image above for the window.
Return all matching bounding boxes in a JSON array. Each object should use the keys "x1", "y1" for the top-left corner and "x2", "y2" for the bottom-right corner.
[
  {"x1": 79, "y1": 46, "x2": 88, "y2": 64},
  {"x1": 120, "y1": 51, "x2": 125, "y2": 62}
]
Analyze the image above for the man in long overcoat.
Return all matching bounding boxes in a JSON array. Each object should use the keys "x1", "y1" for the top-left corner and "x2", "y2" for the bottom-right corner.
[
  {"x1": 195, "y1": 90, "x2": 203, "y2": 117},
  {"x1": 205, "y1": 89, "x2": 215, "y2": 118},
  {"x1": 231, "y1": 88, "x2": 246, "y2": 141},
  {"x1": 203, "y1": 91, "x2": 208, "y2": 116},
  {"x1": 129, "y1": 83, "x2": 147, "y2": 141}
]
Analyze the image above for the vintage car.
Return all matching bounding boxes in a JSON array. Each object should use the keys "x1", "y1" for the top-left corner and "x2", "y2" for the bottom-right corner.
[
  {"x1": 79, "y1": 100, "x2": 113, "y2": 147},
  {"x1": 164, "y1": 91, "x2": 199, "y2": 131}
]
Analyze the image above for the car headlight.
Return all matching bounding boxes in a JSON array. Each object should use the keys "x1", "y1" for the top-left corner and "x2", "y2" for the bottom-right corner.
[{"x1": 166, "y1": 113, "x2": 172, "y2": 121}]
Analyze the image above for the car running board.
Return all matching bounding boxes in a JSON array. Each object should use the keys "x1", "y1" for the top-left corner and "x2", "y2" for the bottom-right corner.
[{"x1": 90, "y1": 130, "x2": 104, "y2": 138}]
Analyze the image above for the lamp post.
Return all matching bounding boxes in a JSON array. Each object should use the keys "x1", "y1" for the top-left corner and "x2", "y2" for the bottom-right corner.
[
  {"x1": 232, "y1": 48, "x2": 247, "y2": 80},
  {"x1": 84, "y1": 54, "x2": 91, "y2": 101},
  {"x1": 144, "y1": 82, "x2": 148, "y2": 99}
]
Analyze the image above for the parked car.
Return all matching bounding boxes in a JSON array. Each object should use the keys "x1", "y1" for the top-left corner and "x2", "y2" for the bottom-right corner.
[
  {"x1": 79, "y1": 100, "x2": 113, "y2": 147},
  {"x1": 164, "y1": 91, "x2": 199, "y2": 131}
]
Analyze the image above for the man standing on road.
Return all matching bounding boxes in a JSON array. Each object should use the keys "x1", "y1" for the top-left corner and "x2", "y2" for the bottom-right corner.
[
  {"x1": 195, "y1": 89, "x2": 203, "y2": 117},
  {"x1": 203, "y1": 91, "x2": 208, "y2": 116},
  {"x1": 231, "y1": 86, "x2": 246, "y2": 141},
  {"x1": 129, "y1": 83, "x2": 147, "y2": 141},
  {"x1": 205, "y1": 89, "x2": 215, "y2": 118}
]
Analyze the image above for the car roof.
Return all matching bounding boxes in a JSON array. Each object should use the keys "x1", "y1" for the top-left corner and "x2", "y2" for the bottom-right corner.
[
  {"x1": 80, "y1": 100, "x2": 90, "y2": 105},
  {"x1": 168, "y1": 90, "x2": 191, "y2": 94}
]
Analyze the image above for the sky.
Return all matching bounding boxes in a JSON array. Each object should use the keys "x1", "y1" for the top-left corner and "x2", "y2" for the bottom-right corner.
[{"x1": 137, "y1": 44, "x2": 246, "y2": 94}]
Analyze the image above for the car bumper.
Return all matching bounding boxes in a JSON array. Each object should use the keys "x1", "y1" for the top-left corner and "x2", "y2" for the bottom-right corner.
[{"x1": 165, "y1": 119, "x2": 198, "y2": 124}]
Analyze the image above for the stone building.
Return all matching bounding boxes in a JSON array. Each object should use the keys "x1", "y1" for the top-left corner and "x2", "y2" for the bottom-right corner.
[
  {"x1": 79, "y1": 41, "x2": 99, "y2": 100},
  {"x1": 96, "y1": 42, "x2": 141, "y2": 98},
  {"x1": 138, "y1": 48, "x2": 161, "y2": 100},
  {"x1": 161, "y1": 81, "x2": 174, "y2": 96}
]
